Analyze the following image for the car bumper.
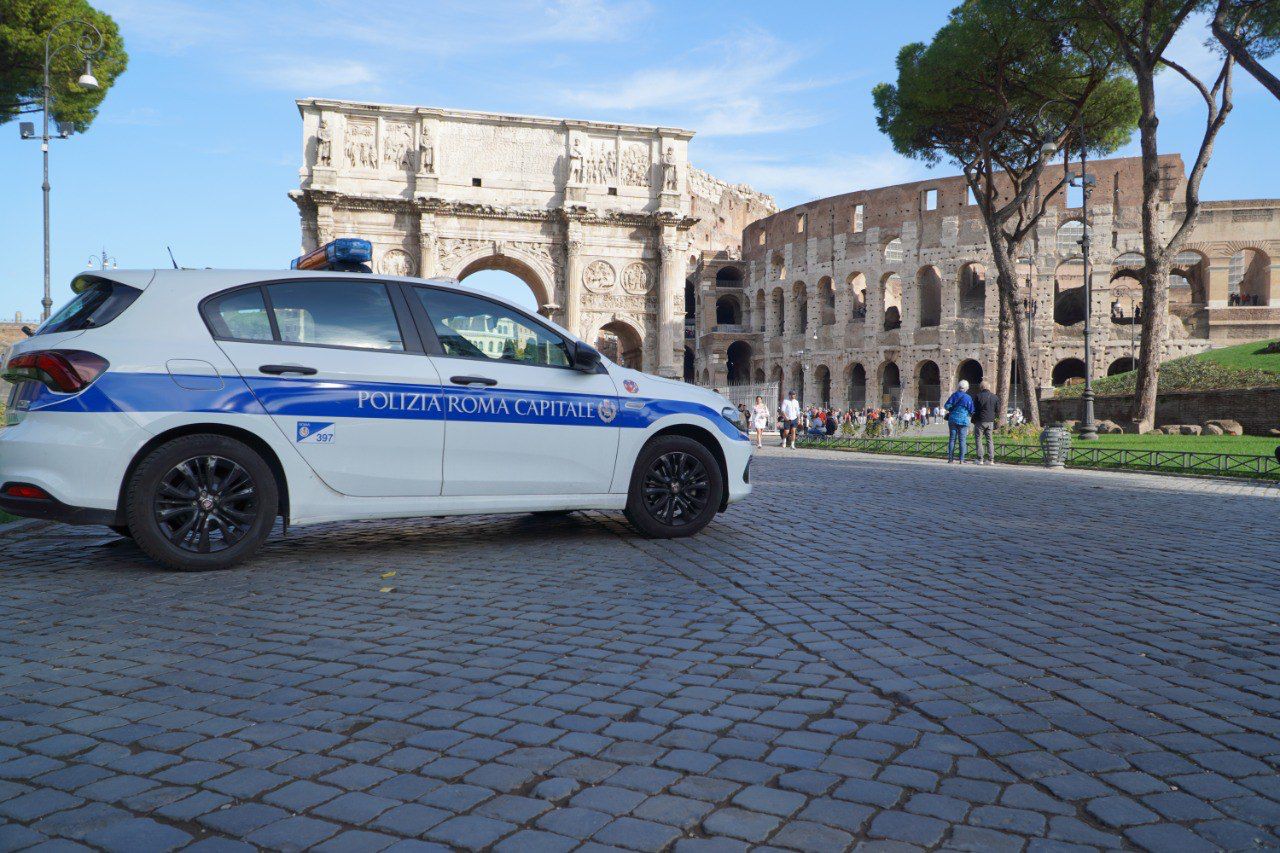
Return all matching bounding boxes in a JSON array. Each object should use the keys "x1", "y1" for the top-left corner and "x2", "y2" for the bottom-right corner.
[{"x1": 723, "y1": 438, "x2": 753, "y2": 506}]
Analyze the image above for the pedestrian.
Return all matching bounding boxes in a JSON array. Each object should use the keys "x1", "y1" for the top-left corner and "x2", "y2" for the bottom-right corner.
[
  {"x1": 971, "y1": 380, "x2": 999, "y2": 466},
  {"x1": 751, "y1": 395, "x2": 769, "y2": 449},
  {"x1": 825, "y1": 410, "x2": 838, "y2": 436},
  {"x1": 944, "y1": 380, "x2": 975, "y2": 464},
  {"x1": 780, "y1": 391, "x2": 801, "y2": 449}
]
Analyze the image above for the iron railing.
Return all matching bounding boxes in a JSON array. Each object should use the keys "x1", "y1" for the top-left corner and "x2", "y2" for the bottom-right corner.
[{"x1": 796, "y1": 435, "x2": 1280, "y2": 480}]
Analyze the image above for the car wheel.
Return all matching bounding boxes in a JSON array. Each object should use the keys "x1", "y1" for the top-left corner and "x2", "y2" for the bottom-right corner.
[
  {"x1": 624, "y1": 435, "x2": 723, "y2": 538},
  {"x1": 125, "y1": 434, "x2": 278, "y2": 571}
]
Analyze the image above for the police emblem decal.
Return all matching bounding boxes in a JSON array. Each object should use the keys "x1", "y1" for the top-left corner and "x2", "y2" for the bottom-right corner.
[
  {"x1": 623, "y1": 379, "x2": 639, "y2": 394},
  {"x1": 296, "y1": 421, "x2": 336, "y2": 443},
  {"x1": 598, "y1": 399, "x2": 618, "y2": 423}
]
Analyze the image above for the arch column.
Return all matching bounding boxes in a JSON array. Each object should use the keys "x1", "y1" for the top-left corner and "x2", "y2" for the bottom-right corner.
[
  {"x1": 564, "y1": 228, "x2": 584, "y2": 338},
  {"x1": 1206, "y1": 257, "x2": 1230, "y2": 308},
  {"x1": 417, "y1": 211, "x2": 438, "y2": 278},
  {"x1": 658, "y1": 237, "x2": 683, "y2": 378}
]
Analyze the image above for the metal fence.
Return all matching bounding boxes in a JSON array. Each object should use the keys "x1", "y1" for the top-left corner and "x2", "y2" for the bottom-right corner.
[
  {"x1": 717, "y1": 381, "x2": 780, "y2": 416},
  {"x1": 795, "y1": 435, "x2": 1280, "y2": 480}
]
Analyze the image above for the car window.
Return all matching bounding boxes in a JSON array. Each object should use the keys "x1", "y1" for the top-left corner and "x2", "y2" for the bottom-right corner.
[
  {"x1": 38, "y1": 278, "x2": 141, "y2": 335},
  {"x1": 205, "y1": 288, "x2": 274, "y2": 341},
  {"x1": 415, "y1": 288, "x2": 571, "y2": 368},
  {"x1": 266, "y1": 281, "x2": 404, "y2": 351}
]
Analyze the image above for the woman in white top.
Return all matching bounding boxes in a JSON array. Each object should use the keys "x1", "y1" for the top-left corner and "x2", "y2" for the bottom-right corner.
[{"x1": 751, "y1": 395, "x2": 769, "y2": 448}]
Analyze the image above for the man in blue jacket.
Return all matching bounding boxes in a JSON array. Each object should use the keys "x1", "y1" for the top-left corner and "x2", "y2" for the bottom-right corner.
[{"x1": 944, "y1": 380, "x2": 976, "y2": 464}]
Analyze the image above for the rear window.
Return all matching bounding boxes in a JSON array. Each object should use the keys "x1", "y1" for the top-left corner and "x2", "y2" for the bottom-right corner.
[{"x1": 38, "y1": 278, "x2": 141, "y2": 335}]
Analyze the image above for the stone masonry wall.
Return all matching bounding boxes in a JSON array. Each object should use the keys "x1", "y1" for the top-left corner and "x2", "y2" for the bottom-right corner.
[{"x1": 1040, "y1": 388, "x2": 1280, "y2": 436}]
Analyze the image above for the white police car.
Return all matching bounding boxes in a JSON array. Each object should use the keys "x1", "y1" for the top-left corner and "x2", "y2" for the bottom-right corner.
[{"x1": 0, "y1": 239, "x2": 751, "y2": 571}]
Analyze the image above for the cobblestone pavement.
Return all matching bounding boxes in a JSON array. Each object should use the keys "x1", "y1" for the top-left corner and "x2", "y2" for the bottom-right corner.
[{"x1": 2, "y1": 447, "x2": 1279, "y2": 852}]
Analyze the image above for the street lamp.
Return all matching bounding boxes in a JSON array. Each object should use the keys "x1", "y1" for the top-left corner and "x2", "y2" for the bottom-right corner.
[
  {"x1": 20, "y1": 19, "x2": 104, "y2": 321},
  {"x1": 86, "y1": 247, "x2": 117, "y2": 270},
  {"x1": 1037, "y1": 103, "x2": 1099, "y2": 440}
]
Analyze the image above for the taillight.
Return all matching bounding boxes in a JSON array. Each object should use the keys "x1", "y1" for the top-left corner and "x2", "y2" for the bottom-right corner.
[
  {"x1": 1, "y1": 350, "x2": 108, "y2": 393},
  {"x1": 3, "y1": 483, "x2": 51, "y2": 500}
]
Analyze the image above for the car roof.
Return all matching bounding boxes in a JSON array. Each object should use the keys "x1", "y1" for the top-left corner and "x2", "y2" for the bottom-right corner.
[{"x1": 79, "y1": 268, "x2": 575, "y2": 340}]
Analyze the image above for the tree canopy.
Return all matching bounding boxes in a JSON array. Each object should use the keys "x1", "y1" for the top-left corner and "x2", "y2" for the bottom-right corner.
[
  {"x1": 0, "y1": 0, "x2": 127, "y2": 131},
  {"x1": 1213, "y1": 0, "x2": 1280, "y2": 101}
]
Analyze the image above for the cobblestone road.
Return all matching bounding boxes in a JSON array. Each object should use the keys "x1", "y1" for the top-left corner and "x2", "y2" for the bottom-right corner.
[{"x1": 2, "y1": 448, "x2": 1279, "y2": 852}]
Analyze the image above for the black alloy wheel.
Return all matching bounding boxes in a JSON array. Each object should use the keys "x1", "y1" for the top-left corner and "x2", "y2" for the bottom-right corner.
[
  {"x1": 153, "y1": 455, "x2": 257, "y2": 554},
  {"x1": 625, "y1": 435, "x2": 723, "y2": 538}
]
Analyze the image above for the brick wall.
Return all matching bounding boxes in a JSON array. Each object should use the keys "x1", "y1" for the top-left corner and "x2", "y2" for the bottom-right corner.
[{"x1": 1040, "y1": 388, "x2": 1280, "y2": 435}]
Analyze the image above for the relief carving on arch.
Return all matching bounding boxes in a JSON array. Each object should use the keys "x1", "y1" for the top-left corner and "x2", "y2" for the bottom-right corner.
[
  {"x1": 437, "y1": 237, "x2": 490, "y2": 274},
  {"x1": 621, "y1": 144, "x2": 651, "y2": 188},
  {"x1": 621, "y1": 262, "x2": 652, "y2": 295},
  {"x1": 378, "y1": 248, "x2": 416, "y2": 277},
  {"x1": 384, "y1": 122, "x2": 414, "y2": 171},
  {"x1": 583, "y1": 260, "x2": 616, "y2": 293},
  {"x1": 344, "y1": 119, "x2": 377, "y2": 170}
]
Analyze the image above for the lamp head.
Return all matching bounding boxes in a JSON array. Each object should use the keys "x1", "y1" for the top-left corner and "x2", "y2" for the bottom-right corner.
[
  {"x1": 1040, "y1": 141, "x2": 1058, "y2": 158},
  {"x1": 19, "y1": 122, "x2": 35, "y2": 139},
  {"x1": 77, "y1": 59, "x2": 99, "y2": 90}
]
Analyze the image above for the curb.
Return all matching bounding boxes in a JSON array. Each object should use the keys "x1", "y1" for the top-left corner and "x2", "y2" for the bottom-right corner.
[{"x1": 0, "y1": 517, "x2": 48, "y2": 537}]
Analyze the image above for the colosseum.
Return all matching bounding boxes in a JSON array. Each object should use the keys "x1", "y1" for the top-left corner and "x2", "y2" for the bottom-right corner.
[{"x1": 693, "y1": 153, "x2": 1280, "y2": 411}]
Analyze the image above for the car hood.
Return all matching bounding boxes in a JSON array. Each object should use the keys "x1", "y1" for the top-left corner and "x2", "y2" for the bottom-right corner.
[{"x1": 608, "y1": 365, "x2": 730, "y2": 412}]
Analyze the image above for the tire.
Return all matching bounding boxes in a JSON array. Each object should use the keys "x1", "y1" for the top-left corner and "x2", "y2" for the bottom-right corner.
[
  {"x1": 107, "y1": 524, "x2": 132, "y2": 539},
  {"x1": 624, "y1": 435, "x2": 723, "y2": 538},
  {"x1": 125, "y1": 434, "x2": 279, "y2": 571}
]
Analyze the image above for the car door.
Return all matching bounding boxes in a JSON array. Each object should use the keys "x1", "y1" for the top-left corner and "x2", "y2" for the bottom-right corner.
[
  {"x1": 408, "y1": 286, "x2": 620, "y2": 497},
  {"x1": 205, "y1": 278, "x2": 445, "y2": 497}
]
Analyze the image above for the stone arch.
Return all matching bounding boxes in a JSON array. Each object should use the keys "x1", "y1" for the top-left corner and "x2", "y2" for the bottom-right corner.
[
  {"x1": 957, "y1": 359, "x2": 984, "y2": 388},
  {"x1": 455, "y1": 252, "x2": 554, "y2": 316},
  {"x1": 715, "y1": 294, "x2": 742, "y2": 325},
  {"x1": 593, "y1": 318, "x2": 644, "y2": 370},
  {"x1": 882, "y1": 273, "x2": 903, "y2": 331},
  {"x1": 917, "y1": 360, "x2": 941, "y2": 409},
  {"x1": 682, "y1": 346, "x2": 695, "y2": 383},
  {"x1": 1057, "y1": 219, "x2": 1084, "y2": 256},
  {"x1": 1108, "y1": 267, "x2": 1142, "y2": 326},
  {"x1": 1107, "y1": 356, "x2": 1136, "y2": 376},
  {"x1": 883, "y1": 236, "x2": 904, "y2": 265},
  {"x1": 817, "y1": 276, "x2": 836, "y2": 326},
  {"x1": 1054, "y1": 258, "x2": 1086, "y2": 326},
  {"x1": 771, "y1": 287, "x2": 786, "y2": 335},
  {"x1": 770, "y1": 251, "x2": 786, "y2": 281},
  {"x1": 958, "y1": 262, "x2": 987, "y2": 319},
  {"x1": 846, "y1": 363, "x2": 867, "y2": 409},
  {"x1": 1172, "y1": 249, "x2": 1207, "y2": 305},
  {"x1": 1229, "y1": 247, "x2": 1271, "y2": 306},
  {"x1": 813, "y1": 364, "x2": 832, "y2": 406},
  {"x1": 879, "y1": 361, "x2": 901, "y2": 409},
  {"x1": 1052, "y1": 357, "x2": 1087, "y2": 387},
  {"x1": 726, "y1": 340, "x2": 752, "y2": 384},
  {"x1": 753, "y1": 366, "x2": 765, "y2": 383},
  {"x1": 790, "y1": 363, "x2": 805, "y2": 404},
  {"x1": 847, "y1": 272, "x2": 867, "y2": 321},
  {"x1": 716, "y1": 266, "x2": 744, "y2": 286},
  {"x1": 917, "y1": 265, "x2": 942, "y2": 328},
  {"x1": 791, "y1": 280, "x2": 808, "y2": 334},
  {"x1": 684, "y1": 277, "x2": 696, "y2": 322},
  {"x1": 754, "y1": 291, "x2": 766, "y2": 332},
  {"x1": 771, "y1": 364, "x2": 785, "y2": 405}
]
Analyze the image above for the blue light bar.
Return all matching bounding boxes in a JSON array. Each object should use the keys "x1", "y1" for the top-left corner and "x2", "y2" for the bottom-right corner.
[{"x1": 291, "y1": 238, "x2": 373, "y2": 272}]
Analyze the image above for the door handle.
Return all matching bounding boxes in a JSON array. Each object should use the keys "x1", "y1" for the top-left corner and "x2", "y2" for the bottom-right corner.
[
  {"x1": 259, "y1": 364, "x2": 318, "y2": 376},
  {"x1": 450, "y1": 375, "x2": 498, "y2": 387}
]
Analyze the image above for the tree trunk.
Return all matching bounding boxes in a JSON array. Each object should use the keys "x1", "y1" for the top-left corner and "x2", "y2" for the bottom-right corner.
[
  {"x1": 996, "y1": 286, "x2": 1013, "y2": 425},
  {"x1": 986, "y1": 239, "x2": 1042, "y2": 427},
  {"x1": 1130, "y1": 69, "x2": 1167, "y2": 433}
]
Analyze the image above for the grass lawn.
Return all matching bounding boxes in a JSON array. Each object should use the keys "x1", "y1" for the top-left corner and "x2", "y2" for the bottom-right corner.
[
  {"x1": 896, "y1": 432, "x2": 1279, "y2": 456},
  {"x1": 1057, "y1": 338, "x2": 1280, "y2": 398},
  {"x1": 0, "y1": 511, "x2": 16, "y2": 525}
]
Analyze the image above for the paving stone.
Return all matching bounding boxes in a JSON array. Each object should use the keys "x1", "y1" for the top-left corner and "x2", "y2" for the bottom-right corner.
[
  {"x1": 632, "y1": 794, "x2": 713, "y2": 830},
  {"x1": 702, "y1": 806, "x2": 781, "y2": 842},
  {"x1": 426, "y1": 815, "x2": 515, "y2": 850},
  {"x1": 867, "y1": 809, "x2": 949, "y2": 846},
  {"x1": 197, "y1": 803, "x2": 290, "y2": 837},
  {"x1": 593, "y1": 816, "x2": 682, "y2": 851},
  {"x1": 244, "y1": 816, "x2": 340, "y2": 851}
]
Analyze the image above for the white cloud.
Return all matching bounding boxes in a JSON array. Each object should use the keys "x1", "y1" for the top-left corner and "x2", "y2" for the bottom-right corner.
[
  {"x1": 562, "y1": 27, "x2": 840, "y2": 136},
  {"x1": 697, "y1": 150, "x2": 931, "y2": 207},
  {"x1": 247, "y1": 58, "x2": 381, "y2": 93},
  {"x1": 1156, "y1": 15, "x2": 1230, "y2": 110}
]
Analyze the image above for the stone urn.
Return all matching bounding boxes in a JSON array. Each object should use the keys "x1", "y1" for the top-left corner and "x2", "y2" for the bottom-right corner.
[{"x1": 1040, "y1": 423, "x2": 1071, "y2": 469}]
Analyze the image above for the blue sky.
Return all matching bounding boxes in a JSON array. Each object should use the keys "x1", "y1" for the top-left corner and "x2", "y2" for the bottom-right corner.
[{"x1": 3, "y1": 0, "x2": 1279, "y2": 319}]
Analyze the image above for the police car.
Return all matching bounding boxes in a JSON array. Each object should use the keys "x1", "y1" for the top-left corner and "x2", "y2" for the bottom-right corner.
[{"x1": 0, "y1": 239, "x2": 751, "y2": 571}]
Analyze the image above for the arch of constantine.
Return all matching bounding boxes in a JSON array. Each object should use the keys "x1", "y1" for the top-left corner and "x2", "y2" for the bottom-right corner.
[
  {"x1": 290, "y1": 99, "x2": 773, "y2": 378},
  {"x1": 293, "y1": 103, "x2": 1279, "y2": 405}
]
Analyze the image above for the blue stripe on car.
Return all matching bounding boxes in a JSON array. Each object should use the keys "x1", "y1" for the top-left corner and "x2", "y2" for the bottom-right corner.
[{"x1": 26, "y1": 372, "x2": 747, "y2": 441}]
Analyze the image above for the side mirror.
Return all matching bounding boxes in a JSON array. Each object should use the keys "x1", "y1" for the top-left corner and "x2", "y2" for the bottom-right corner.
[{"x1": 572, "y1": 342, "x2": 602, "y2": 373}]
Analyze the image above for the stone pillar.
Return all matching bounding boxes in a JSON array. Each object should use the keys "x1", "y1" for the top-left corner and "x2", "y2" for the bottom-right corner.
[
  {"x1": 658, "y1": 236, "x2": 683, "y2": 378},
  {"x1": 564, "y1": 228, "x2": 584, "y2": 338},
  {"x1": 315, "y1": 202, "x2": 336, "y2": 248},
  {"x1": 1206, "y1": 256, "x2": 1231, "y2": 308},
  {"x1": 1269, "y1": 261, "x2": 1280, "y2": 306},
  {"x1": 418, "y1": 211, "x2": 438, "y2": 278}
]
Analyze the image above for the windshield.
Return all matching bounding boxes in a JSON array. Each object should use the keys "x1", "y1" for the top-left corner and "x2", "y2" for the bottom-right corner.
[{"x1": 38, "y1": 279, "x2": 141, "y2": 335}]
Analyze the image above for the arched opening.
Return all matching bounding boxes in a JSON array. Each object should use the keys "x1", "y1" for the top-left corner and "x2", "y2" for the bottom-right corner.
[
  {"x1": 1172, "y1": 250, "x2": 1206, "y2": 305},
  {"x1": 818, "y1": 277, "x2": 836, "y2": 326},
  {"x1": 684, "y1": 278, "x2": 696, "y2": 320},
  {"x1": 882, "y1": 274, "x2": 902, "y2": 331},
  {"x1": 771, "y1": 364, "x2": 784, "y2": 406},
  {"x1": 847, "y1": 363, "x2": 867, "y2": 409},
  {"x1": 456, "y1": 257, "x2": 551, "y2": 315},
  {"x1": 753, "y1": 367, "x2": 765, "y2": 383},
  {"x1": 770, "y1": 251, "x2": 785, "y2": 281},
  {"x1": 1057, "y1": 219, "x2": 1084, "y2": 256},
  {"x1": 792, "y1": 281, "x2": 808, "y2": 334},
  {"x1": 1054, "y1": 259, "x2": 1086, "y2": 326},
  {"x1": 848, "y1": 272, "x2": 867, "y2": 321},
  {"x1": 884, "y1": 237, "x2": 904, "y2": 265},
  {"x1": 1052, "y1": 358, "x2": 1087, "y2": 387},
  {"x1": 715, "y1": 296, "x2": 742, "y2": 325},
  {"x1": 1107, "y1": 356, "x2": 1136, "y2": 376},
  {"x1": 958, "y1": 262, "x2": 986, "y2": 319},
  {"x1": 1229, "y1": 248, "x2": 1271, "y2": 306},
  {"x1": 1108, "y1": 271, "x2": 1142, "y2": 326},
  {"x1": 880, "y1": 362, "x2": 901, "y2": 410},
  {"x1": 813, "y1": 365, "x2": 831, "y2": 406},
  {"x1": 771, "y1": 287, "x2": 786, "y2": 335},
  {"x1": 682, "y1": 346, "x2": 695, "y2": 383},
  {"x1": 595, "y1": 320, "x2": 644, "y2": 370},
  {"x1": 917, "y1": 266, "x2": 942, "y2": 327},
  {"x1": 716, "y1": 266, "x2": 744, "y2": 287},
  {"x1": 917, "y1": 360, "x2": 941, "y2": 409},
  {"x1": 754, "y1": 291, "x2": 766, "y2": 332},
  {"x1": 790, "y1": 364, "x2": 805, "y2": 405},
  {"x1": 957, "y1": 359, "x2": 983, "y2": 389},
  {"x1": 726, "y1": 340, "x2": 752, "y2": 384}
]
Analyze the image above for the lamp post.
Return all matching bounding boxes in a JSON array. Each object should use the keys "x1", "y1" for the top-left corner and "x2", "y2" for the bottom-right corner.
[
  {"x1": 1020, "y1": 277, "x2": 1038, "y2": 413},
  {"x1": 19, "y1": 20, "x2": 103, "y2": 321},
  {"x1": 86, "y1": 247, "x2": 117, "y2": 270},
  {"x1": 1036, "y1": 101, "x2": 1098, "y2": 440}
]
